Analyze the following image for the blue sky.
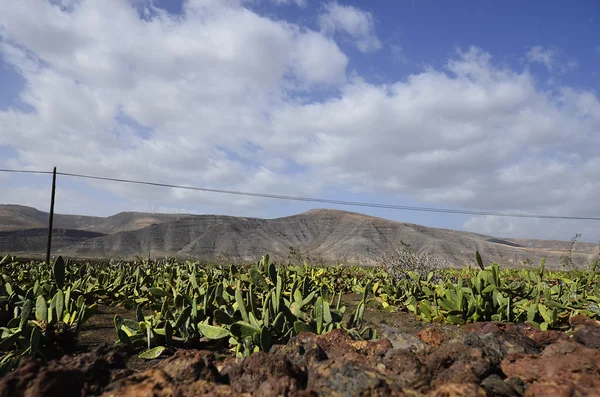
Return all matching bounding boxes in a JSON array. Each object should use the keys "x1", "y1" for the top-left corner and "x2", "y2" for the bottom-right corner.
[{"x1": 0, "y1": 0, "x2": 599, "y2": 242}]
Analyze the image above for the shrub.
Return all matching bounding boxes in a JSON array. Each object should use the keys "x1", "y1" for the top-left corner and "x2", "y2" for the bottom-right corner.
[{"x1": 371, "y1": 241, "x2": 449, "y2": 283}]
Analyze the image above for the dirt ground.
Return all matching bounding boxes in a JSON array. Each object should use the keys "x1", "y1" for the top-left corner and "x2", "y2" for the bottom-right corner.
[
  {"x1": 77, "y1": 305, "x2": 157, "y2": 372},
  {"x1": 2, "y1": 302, "x2": 600, "y2": 396}
]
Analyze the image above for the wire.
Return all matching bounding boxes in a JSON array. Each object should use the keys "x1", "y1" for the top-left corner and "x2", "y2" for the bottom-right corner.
[
  {"x1": 2, "y1": 168, "x2": 600, "y2": 221},
  {"x1": 57, "y1": 171, "x2": 600, "y2": 221},
  {"x1": 0, "y1": 169, "x2": 54, "y2": 175}
]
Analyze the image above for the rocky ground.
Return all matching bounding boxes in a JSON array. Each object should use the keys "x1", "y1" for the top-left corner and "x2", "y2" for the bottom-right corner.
[{"x1": 1, "y1": 308, "x2": 600, "y2": 396}]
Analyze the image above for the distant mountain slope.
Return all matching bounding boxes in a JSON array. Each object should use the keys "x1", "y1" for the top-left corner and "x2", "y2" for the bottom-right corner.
[
  {"x1": 0, "y1": 204, "x2": 104, "y2": 231},
  {"x1": 80, "y1": 212, "x2": 191, "y2": 234},
  {"x1": 59, "y1": 209, "x2": 596, "y2": 268},
  {"x1": 509, "y1": 237, "x2": 599, "y2": 254},
  {"x1": 0, "y1": 228, "x2": 106, "y2": 254},
  {"x1": 0, "y1": 205, "x2": 596, "y2": 268},
  {"x1": 0, "y1": 204, "x2": 186, "y2": 234}
]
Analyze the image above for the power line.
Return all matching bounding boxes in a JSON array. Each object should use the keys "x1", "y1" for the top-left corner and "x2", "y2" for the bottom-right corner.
[
  {"x1": 0, "y1": 168, "x2": 54, "y2": 175},
  {"x1": 2, "y1": 168, "x2": 600, "y2": 221}
]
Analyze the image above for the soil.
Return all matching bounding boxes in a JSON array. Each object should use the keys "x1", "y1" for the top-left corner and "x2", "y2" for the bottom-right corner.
[
  {"x1": 2, "y1": 305, "x2": 600, "y2": 396},
  {"x1": 76, "y1": 305, "x2": 156, "y2": 372}
]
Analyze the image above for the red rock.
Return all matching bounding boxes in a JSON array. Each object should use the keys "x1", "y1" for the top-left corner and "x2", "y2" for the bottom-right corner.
[
  {"x1": 156, "y1": 349, "x2": 223, "y2": 384},
  {"x1": 101, "y1": 368, "x2": 181, "y2": 397},
  {"x1": 501, "y1": 341, "x2": 600, "y2": 396},
  {"x1": 417, "y1": 327, "x2": 447, "y2": 348},
  {"x1": 569, "y1": 314, "x2": 600, "y2": 328},
  {"x1": 429, "y1": 383, "x2": 486, "y2": 397}
]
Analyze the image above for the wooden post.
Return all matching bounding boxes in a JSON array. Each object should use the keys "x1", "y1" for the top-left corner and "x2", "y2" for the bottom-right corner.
[{"x1": 46, "y1": 167, "x2": 57, "y2": 265}]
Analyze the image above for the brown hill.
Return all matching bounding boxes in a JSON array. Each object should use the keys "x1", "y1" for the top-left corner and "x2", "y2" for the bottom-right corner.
[
  {"x1": 0, "y1": 204, "x2": 186, "y2": 234},
  {"x1": 0, "y1": 204, "x2": 104, "y2": 231},
  {"x1": 79, "y1": 212, "x2": 190, "y2": 234},
  {"x1": 0, "y1": 205, "x2": 597, "y2": 268},
  {"x1": 0, "y1": 228, "x2": 106, "y2": 254}
]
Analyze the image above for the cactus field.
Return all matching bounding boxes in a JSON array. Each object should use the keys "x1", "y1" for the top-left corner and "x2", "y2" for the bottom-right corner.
[{"x1": 1, "y1": 253, "x2": 600, "y2": 396}]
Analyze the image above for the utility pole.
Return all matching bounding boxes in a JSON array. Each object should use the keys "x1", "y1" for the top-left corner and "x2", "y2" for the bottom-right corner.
[{"x1": 46, "y1": 167, "x2": 57, "y2": 265}]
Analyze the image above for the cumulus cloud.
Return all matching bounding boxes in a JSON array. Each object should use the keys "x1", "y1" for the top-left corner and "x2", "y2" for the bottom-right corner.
[
  {"x1": 0, "y1": 1, "x2": 599, "y2": 241},
  {"x1": 318, "y1": 2, "x2": 381, "y2": 53},
  {"x1": 0, "y1": 0, "x2": 346, "y2": 186},
  {"x1": 266, "y1": 47, "x2": 600, "y2": 239},
  {"x1": 270, "y1": 48, "x2": 598, "y2": 197}
]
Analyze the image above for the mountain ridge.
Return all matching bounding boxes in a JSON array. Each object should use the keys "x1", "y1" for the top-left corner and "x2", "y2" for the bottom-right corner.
[{"x1": 0, "y1": 204, "x2": 596, "y2": 268}]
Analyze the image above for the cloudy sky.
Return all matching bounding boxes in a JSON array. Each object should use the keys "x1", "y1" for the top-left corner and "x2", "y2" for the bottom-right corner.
[{"x1": 0, "y1": 0, "x2": 599, "y2": 242}]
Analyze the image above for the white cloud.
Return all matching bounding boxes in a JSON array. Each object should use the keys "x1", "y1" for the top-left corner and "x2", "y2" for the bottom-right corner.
[
  {"x1": 290, "y1": 31, "x2": 348, "y2": 85},
  {"x1": 389, "y1": 44, "x2": 406, "y2": 64},
  {"x1": 525, "y1": 45, "x2": 577, "y2": 73},
  {"x1": 270, "y1": 0, "x2": 307, "y2": 6},
  {"x1": 0, "y1": 0, "x2": 346, "y2": 180},
  {"x1": 318, "y1": 2, "x2": 381, "y2": 53},
  {"x1": 526, "y1": 46, "x2": 556, "y2": 70},
  {"x1": 0, "y1": 2, "x2": 599, "y2": 241},
  {"x1": 464, "y1": 216, "x2": 600, "y2": 244},
  {"x1": 267, "y1": 47, "x2": 600, "y2": 239},
  {"x1": 0, "y1": 186, "x2": 119, "y2": 217}
]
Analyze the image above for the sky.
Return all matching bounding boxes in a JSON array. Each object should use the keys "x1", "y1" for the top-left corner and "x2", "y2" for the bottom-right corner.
[{"x1": 0, "y1": 0, "x2": 599, "y2": 242}]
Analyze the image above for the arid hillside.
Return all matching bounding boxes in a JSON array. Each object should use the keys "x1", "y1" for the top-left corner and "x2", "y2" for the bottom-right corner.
[{"x1": 0, "y1": 205, "x2": 596, "y2": 268}]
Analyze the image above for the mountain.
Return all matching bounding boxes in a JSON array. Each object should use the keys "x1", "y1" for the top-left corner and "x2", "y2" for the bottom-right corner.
[
  {"x1": 0, "y1": 228, "x2": 106, "y2": 253},
  {"x1": 0, "y1": 205, "x2": 597, "y2": 268},
  {"x1": 0, "y1": 204, "x2": 186, "y2": 234},
  {"x1": 0, "y1": 204, "x2": 104, "y2": 231}
]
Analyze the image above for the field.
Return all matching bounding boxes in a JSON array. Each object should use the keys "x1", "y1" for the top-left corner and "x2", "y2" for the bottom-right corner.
[{"x1": 1, "y1": 253, "x2": 600, "y2": 396}]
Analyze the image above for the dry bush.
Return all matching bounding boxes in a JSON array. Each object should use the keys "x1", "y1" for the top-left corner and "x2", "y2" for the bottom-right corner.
[{"x1": 369, "y1": 241, "x2": 449, "y2": 282}]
